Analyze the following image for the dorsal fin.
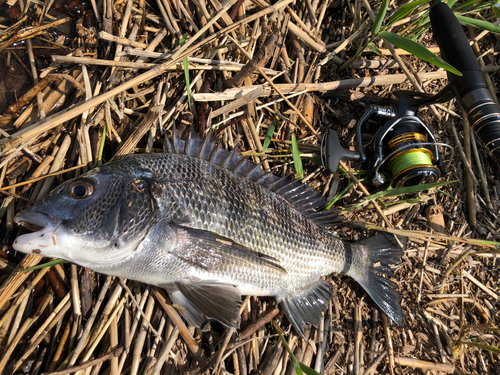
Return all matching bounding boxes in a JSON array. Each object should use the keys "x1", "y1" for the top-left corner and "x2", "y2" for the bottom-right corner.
[
  {"x1": 186, "y1": 127, "x2": 204, "y2": 157},
  {"x1": 167, "y1": 128, "x2": 339, "y2": 227},
  {"x1": 200, "y1": 131, "x2": 216, "y2": 160},
  {"x1": 222, "y1": 148, "x2": 243, "y2": 170},
  {"x1": 172, "y1": 124, "x2": 184, "y2": 154}
]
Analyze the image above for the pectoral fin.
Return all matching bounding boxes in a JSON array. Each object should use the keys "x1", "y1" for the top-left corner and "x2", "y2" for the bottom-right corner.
[{"x1": 169, "y1": 225, "x2": 286, "y2": 273}]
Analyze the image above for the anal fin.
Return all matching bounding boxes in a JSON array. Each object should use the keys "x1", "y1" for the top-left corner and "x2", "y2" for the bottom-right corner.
[{"x1": 279, "y1": 279, "x2": 333, "y2": 340}]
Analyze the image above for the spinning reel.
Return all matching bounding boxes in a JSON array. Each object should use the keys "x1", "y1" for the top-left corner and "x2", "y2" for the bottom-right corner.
[
  {"x1": 322, "y1": 0, "x2": 500, "y2": 189},
  {"x1": 322, "y1": 90, "x2": 454, "y2": 188}
]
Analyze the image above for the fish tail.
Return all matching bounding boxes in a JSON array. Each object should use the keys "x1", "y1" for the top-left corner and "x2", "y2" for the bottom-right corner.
[{"x1": 347, "y1": 232, "x2": 407, "y2": 325}]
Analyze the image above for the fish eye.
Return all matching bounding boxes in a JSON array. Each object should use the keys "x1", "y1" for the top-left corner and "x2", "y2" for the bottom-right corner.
[{"x1": 69, "y1": 180, "x2": 94, "y2": 199}]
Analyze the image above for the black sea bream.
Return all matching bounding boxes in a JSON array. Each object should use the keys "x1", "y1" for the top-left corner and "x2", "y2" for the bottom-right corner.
[{"x1": 13, "y1": 129, "x2": 406, "y2": 336}]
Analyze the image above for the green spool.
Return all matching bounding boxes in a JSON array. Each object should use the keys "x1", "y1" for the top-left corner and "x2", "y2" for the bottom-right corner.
[{"x1": 389, "y1": 151, "x2": 433, "y2": 177}]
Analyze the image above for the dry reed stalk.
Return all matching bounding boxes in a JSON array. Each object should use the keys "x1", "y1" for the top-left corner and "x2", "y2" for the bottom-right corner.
[
  {"x1": 213, "y1": 328, "x2": 235, "y2": 375},
  {"x1": 151, "y1": 326, "x2": 180, "y2": 375},
  {"x1": 49, "y1": 319, "x2": 73, "y2": 372},
  {"x1": 130, "y1": 295, "x2": 155, "y2": 375},
  {"x1": 117, "y1": 288, "x2": 149, "y2": 373},
  {"x1": 48, "y1": 347, "x2": 125, "y2": 375},
  {"x1": 36, "y1": 134, "x2": 72, "y2": 200},
  {"x1": 394, "y1": 356, "x2": 455, "y2": 372},
  {"x1": 0, "y1": 260, "x2": 49, "y2": 327},
  {"x1": 211, "y1": 86, "x2": 264, "y2": 118},
  {"x1": 0, "y1": 291, "x2": 54, "y2": 374},
  {"x1": 364, "y1": 351, "x2": 387, "y2": 374},
  {"x1": 1, "y1": 0, "x2": 294, "y2": 151},
  {"x1": 152, "y1": 288, "x2": 203, "y2": 358},
  {"x1": 353, "y1": 304, "x2": 362, "y2": 375},
  {"x1": 450, "y1": 123, "x2": 479, "y2": 187},
  {"x1": 53, "y1": 55, "x2": 273, "y2": 72},
  {"x1": 6, "y1": 289, "x2": 29, "y2": 345},
  {"x1": 10, "y1": 295, "x2": 72, "y2": 373},
  {"x1": 194, "y1": 70, "x2": 449, "y2": 101},
  {"x1": 69, "y1": 276, "x2": 114, "y2": 366},
  {"x1": 348, "y1": 221, "x2": 500, "y2": 249},
  {"x1": 77, "y1": 297, "x2": 126, "y2": 371},
  {"x1": 0, "y1": 17, "x2": 71, "y2": 52}
]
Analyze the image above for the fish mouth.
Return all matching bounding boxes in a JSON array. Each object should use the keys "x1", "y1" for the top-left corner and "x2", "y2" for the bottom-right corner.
[
  {"x1": 13, "y1": 211, "x2": 62, "y2": 255},
  {"x1": 14, "y1": 211, "x2": 53, "y2": 233}
]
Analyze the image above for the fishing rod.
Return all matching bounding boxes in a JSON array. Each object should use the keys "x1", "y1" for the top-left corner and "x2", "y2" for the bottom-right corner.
[
  {"x1": 429, "y1": 0, "x2": 500, "y2": 163},
  {"x1": 322, "y1": 0, "x2": 500, "y2": 188}
]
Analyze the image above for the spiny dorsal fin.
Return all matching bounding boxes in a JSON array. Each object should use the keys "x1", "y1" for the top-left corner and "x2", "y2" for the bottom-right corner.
[
  {"x1": 168, "y1": 128, "x2": 339, "y2": 227},
  {"x1": 186, "y1": 127, "x2": 204, "y2": 157},
  {"x1": 172, "y1": 124, "x2": 184, "y2": 154},
  {"x1": 200, "y1": 131, "x2": 216, "y2": 160}
]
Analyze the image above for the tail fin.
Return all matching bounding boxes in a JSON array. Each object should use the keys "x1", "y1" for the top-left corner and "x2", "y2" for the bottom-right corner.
[{"x1": 348, "y1": 232, "x2": 407, "y2": 325}]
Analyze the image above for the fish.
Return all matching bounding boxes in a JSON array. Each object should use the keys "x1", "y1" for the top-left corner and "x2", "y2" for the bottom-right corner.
[{"x1": 13, "y1": 128, "x2": 406, "y2": 337}]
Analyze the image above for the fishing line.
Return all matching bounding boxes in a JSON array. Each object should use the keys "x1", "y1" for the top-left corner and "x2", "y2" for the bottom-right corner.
[{"x1": 389, "y1": 150, "x2": 434, "y2": 178}]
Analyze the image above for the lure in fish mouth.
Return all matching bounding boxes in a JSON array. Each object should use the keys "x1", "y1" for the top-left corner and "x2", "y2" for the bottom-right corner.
[{"x1": 13, "y1": 128, "x2": 407, "y2": 338}]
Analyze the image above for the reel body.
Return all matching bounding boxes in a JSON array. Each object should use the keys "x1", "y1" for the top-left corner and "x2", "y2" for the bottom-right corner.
[
  {"x1": 322, "y1": 0, "x2": 500, "y2": 190},
  {"x1": 322, "y1": 90, "x2": 450, "y2": 189},
  {"x1": 368, "y1": 113, "x2": 444, "y2": 188}
]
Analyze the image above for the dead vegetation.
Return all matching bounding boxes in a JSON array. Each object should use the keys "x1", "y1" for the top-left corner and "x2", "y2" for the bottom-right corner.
[{"x1": 0, "y1": 0, "x2": 499, "y2": 374}]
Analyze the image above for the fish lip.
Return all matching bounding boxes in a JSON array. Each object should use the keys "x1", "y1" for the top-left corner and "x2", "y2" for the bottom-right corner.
[
  {"x1": 13, "y1": 211, "x2": 62, "y2": 255},
  {"x1": 14, "y1": 211, "x2": 55, "y2": 232}
]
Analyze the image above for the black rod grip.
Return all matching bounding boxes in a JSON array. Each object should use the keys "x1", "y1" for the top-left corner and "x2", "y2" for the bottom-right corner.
[
  {"x1": 429, "y1": 1, "x2": 500, "y2": 162},
  {"x1": 429, "y1": 2, "x2": 484, "y2": 97}
]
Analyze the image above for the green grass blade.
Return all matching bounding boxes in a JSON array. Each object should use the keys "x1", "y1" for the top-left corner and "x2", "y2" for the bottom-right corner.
[
  {"x1": 456, "y1": 15, "x2": 500, "y2": 35},
  {"x1": 372, "y1": 0, "x2": 390, "y2": 34},
  {"x1": 387, "y1": 0, "x2": 428, "y2": 26},
  {"x1": 468, "y1": 325, "x2": 500, "y2": 333},
  {"x1": 455, "y1": 0, "x2": 494, "y2": 10},
  {"x1": 447, "y1": 0, "x2": 457, "y2": 8},
  {"x1": 19, "y1": 259, "x2": 69, "y2": 273},
  {"x1": 179, "y1": 34, "x2": 192, "y2": 110},
  {"x1": 299, "y1": 363, "x2": 322, "y2": 375},
  {"x1": 460, "y1": 340, "x2": 499, "y2": 354},
  {"x1": 377, "y1": 180, "x2": 456, "y2": 197},
  {"x1": 379, "y1": 31, "x2": 462, "y2": 76},
  {"x1": 94, "y1": 121, "x2": 107, "y2": 169},
  {"x1": 272, "y1": 321, "x2": 303, "y2": 375},
  {"x1": 493, "y1": 6, "x2": 500, "y2": 20},
  {"x1": 292, "y1": 135, "x2": 304, "y2": 179},
  {"x1": 325, "y1": 180, "x2": 355, "y2": 210},
  {"x1": 377, "y1": 198, "x2": 388, "y2": 210},
  {"x1": 262, "y1": 120, "x2": 277, "y2": 152},
  {"x1": 344, "y1": 180, "x2": 456, "y2": 211}
]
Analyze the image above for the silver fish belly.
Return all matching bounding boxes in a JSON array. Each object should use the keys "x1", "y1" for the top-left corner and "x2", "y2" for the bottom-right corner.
[{"x1": 13, "y1": 129, "x2": 406, "y2": 336}]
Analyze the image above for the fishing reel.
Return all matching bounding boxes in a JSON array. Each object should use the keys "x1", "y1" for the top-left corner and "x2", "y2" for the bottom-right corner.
[
  {"x1": 322, "y1": 89, "x2": 455, "y2": 188},
  {"x1": 323, "y1": 0, "x2": 500, "y2": 188}
]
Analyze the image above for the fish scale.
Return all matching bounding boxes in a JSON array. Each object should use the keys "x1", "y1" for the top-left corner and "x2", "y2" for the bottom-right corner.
[
  {"x1": 150, "y1": 153, "x2": 328, "y2": 276},
  {"x1": 13, "y1": 129, "x2": 407, "y2": 337}
]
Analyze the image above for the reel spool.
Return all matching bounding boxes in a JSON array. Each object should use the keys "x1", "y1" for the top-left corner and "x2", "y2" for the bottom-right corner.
[
  {"x1": 383, "y1": 123, "x2": 441, "y2": 188},
  {"x1": 368, "y1": 114, "x2": 447, "y2": 188}
]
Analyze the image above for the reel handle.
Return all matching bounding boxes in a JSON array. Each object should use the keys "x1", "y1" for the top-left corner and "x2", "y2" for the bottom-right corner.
[
  {"x1": 429, "y1": 0, "x2": 500, "y2": 161},
  {"x1": 323, "y1": 130, "x2": 361, "y2": 174}
]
